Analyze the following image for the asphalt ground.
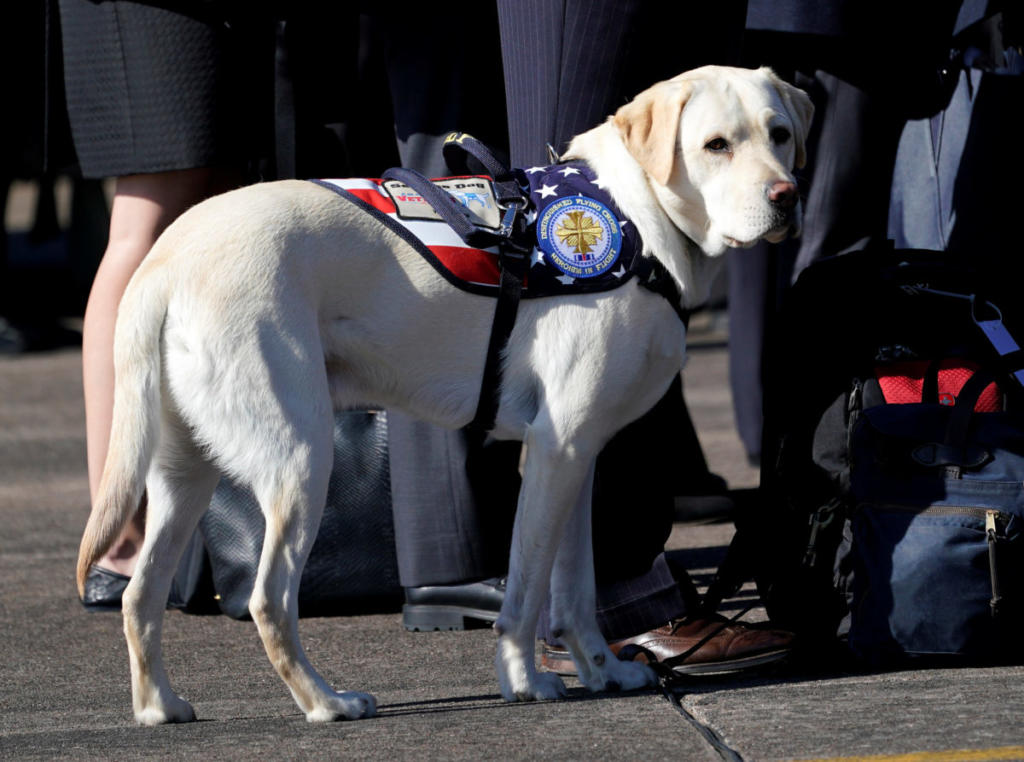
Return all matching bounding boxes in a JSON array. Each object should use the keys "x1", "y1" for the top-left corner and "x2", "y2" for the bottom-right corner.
[{"x1": 2, "y1": 318, "x2": 1024, "y2": 761}]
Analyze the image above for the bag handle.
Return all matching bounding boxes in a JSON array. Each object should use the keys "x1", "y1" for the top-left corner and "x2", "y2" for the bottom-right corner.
[
  {"x1": 944, "y1": 369, "x2": 997, "y2": 451},
  {"x1": 911, "y1": 368, "x2": 996, "y2": 470},
  {"x1": 910, "y1": 286, "x2": 1024, "y2": 390},
  {"x1": 920, "y1": 358, "x2": 945, "y2": 404}
]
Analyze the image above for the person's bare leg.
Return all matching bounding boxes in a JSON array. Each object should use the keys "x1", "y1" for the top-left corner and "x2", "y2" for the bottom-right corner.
[{"x1": 82, "y1": 167, "x2": 240, "y2": 576}]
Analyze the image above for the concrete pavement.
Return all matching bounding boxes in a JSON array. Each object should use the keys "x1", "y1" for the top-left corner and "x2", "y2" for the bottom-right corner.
[{"x1": 2, "y1": 335, "x2": 1024, "y2": 761}]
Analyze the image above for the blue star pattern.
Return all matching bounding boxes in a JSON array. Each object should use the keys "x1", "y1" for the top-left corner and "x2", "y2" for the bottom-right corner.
[{"x1": 513, "y1": 160, "x2": 644, "y2": 294}]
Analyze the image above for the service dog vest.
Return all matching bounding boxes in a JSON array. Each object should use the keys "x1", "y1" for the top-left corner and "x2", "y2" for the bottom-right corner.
[
  {"x1": 311, "y1": 161, "x2": 646, "y2": 298},
  {"x1": 312, "y1": 152, "x2": 687, "y2": 434}
]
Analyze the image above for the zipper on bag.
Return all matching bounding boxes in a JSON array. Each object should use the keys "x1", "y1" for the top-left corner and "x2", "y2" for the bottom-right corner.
[
  {"x1": 986, "y1": 509, "x2": 1002, "y2": 618},
  {"x1": 865, "y1": 503, "x2": 1009, "y2": 525}
]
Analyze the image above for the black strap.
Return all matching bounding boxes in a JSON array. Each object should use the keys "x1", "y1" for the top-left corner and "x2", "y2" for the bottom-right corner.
[
  {"x1": 442, "y1": 132, "x2": 515, "y2": 187},
  {"x1": 466, "y1": 254, "x2": 690, "y2": 437},
  {"x1": 921, "y1": 358, "x2": 946, "y2": 404},
  {"x1": 382, "y1": 167, "x2": 501, "y2": 249},
  {"x1": 700, "y1": 523, "x2": 759, "y2": 614},
  {"x1": 465, "y1": 250, "x2": 528, "y2": 438},
  {"x1": 944, "y1": 368, "x2": 996, "y2": 451},
  {"x1": 442, "y1": 132, "x2": 526, "y2": 238},
  {"x1": 635, "y1": 258, "x2": 690, "y2": 326}
]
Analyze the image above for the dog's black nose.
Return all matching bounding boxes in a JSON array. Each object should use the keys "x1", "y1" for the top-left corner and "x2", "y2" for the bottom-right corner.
[{"x1": 768, "y1": 181, "x2": 798, "y2": 209}]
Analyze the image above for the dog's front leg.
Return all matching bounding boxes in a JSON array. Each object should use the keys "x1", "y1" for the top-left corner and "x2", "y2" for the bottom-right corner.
[
  {"x1": 548, "y1": 464, "x2": 658, "y2": 693},
  {"x1": 494, "y1": 427, "x2": 594, "y2": 702}
]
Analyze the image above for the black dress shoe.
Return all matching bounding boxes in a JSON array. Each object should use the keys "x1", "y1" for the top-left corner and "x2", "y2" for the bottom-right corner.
[{"x1": 402, "y1": 577, "x2": 505, "y2": 631}]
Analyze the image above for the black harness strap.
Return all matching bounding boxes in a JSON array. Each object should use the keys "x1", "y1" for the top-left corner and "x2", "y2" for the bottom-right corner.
[
  {"x1": 384, "y1": 137, "x2": 530, "y2": 437},
  {"x1": 634, "y1": 257, "x2": 691, "y2": 327},
  {"x1": 465, "y1": 248, "x2": 528, "y2": 438}
]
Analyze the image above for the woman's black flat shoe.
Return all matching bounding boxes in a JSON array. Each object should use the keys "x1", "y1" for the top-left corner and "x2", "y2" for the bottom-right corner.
[
  {"x1": 80, "y1": 565, "x2": 130, "y2": 611},
  {"x1": 80, "y1": 563, "x2": 207, "y2": 612}
]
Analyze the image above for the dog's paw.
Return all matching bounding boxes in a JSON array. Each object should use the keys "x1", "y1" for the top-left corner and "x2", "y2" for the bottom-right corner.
[
  {"x1": 134, "y1": 695, "x2": 196, "y2": 726},
  {"x1": 501, "y1": 670, "x2": 568, "y2": 703},
  {"x1": 496, "y1": 634, "x2": 568, "y2": 702},
  {"x1": 305, "y1": 690, "x2": 377, "y2": 722},
  {"x1": 580, "y1": 655, "x2": 658, "y2": 694}
]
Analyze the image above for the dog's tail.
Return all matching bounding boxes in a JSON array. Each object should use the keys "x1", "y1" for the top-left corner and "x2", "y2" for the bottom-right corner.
[{"x1": 76, "y1": 263, "x2": 171, "y2": 598}]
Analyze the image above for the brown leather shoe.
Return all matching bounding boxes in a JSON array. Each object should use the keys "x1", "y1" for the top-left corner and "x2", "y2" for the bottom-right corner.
[{"x1": 541, "y1": 616, "x2": 793, "y2": 676}]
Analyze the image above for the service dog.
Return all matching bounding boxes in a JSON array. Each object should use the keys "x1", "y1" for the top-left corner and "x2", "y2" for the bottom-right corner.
[{"x1": 77, "y1": 65, "x2": 812, "y2": 724}]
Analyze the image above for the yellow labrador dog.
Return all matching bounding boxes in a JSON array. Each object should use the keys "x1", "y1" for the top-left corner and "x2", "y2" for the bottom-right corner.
[{"x1": 77, "y1": 65, "x2": 812, "y2": 725}]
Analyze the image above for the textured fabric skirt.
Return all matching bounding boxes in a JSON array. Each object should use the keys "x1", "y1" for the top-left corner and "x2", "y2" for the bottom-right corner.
[{"x1": 58, "y1": 0, "x2": 272, "y2": 178}]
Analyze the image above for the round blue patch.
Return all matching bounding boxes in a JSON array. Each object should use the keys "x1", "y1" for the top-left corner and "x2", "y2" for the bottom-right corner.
[{"x1": 536, "y1": 195, "x2": 622, "y2": 279}]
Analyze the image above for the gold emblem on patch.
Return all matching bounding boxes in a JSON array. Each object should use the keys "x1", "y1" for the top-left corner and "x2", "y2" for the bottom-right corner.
[
  {"x1": 536, "y1": 194, "x2": 621, "y2": 279},
  {"x1": 555, "y1": 210, "x2": 604, "y2": 256}
]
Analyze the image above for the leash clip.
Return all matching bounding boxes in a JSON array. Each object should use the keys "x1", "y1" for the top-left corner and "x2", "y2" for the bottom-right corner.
[{"x1": 498, "y1": 200, "x2": 525, "y2": 239}]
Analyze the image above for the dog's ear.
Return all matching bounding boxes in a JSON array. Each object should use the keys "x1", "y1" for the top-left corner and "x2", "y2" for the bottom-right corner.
[
  {"x1": 613, "y1": 78, "x2": 693, "y2": 186},
  {"x1": 761, "y1": 67, "x2": 814, "y2": 169}
]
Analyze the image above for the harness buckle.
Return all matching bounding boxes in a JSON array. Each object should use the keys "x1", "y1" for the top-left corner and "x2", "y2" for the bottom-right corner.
[{"x1": 498, "y1": 200, "x2": 524, "y2": 239}]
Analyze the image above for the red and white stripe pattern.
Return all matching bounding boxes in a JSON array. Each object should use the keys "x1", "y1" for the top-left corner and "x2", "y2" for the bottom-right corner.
[{"x1": 320, "y1": 178, "x2": 502, "y2": 288}]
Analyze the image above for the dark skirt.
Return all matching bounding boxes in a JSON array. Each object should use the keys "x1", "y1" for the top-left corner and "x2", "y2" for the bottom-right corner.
[{"x1": 57, "y1": 0, "x2": 272, "y2": 178}]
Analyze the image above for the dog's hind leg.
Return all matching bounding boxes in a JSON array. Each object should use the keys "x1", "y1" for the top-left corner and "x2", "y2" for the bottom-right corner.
[
  {"x1": 547, "y1": 465, "x2": 657, "y2": 694},
  {"x1": 246, "y1": 418, "x2": 377, "y2": 723},
  {"x1": 122, "y1": 409, "x2": 220, "y2": 725}
]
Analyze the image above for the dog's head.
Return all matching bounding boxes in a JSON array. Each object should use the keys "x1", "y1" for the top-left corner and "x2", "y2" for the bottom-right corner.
[{"x1": 613, "y1": 65, "x2": 814, "y2": 256}]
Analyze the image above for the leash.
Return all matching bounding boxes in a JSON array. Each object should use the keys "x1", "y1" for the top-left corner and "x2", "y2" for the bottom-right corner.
[{"x1": 615, "y1": 603, "x2": 757, "y2": 689}]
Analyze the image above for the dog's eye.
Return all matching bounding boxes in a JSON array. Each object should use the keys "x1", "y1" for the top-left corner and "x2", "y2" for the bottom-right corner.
[
  {"x1": 770, "y1": 127, "x2": 791, "y2": 144},
  {"x1": 704, "y1": 138, "x2": 730, "y2": 153}
]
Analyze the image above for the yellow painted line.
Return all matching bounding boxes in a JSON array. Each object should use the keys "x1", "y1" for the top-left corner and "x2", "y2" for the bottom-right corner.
[{"x1": 796, "y1": 747, "x2": 1024, "y2": 762}]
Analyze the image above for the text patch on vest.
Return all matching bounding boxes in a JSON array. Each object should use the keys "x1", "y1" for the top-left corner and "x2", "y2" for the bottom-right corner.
[{"x1": 383, "y1": 177, "x2": 501, "y2": 230}]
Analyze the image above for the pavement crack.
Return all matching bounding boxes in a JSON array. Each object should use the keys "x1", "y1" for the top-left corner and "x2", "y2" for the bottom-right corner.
[{"x1": 661, "y1": 687, "x2": 745, "y2": 762}]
